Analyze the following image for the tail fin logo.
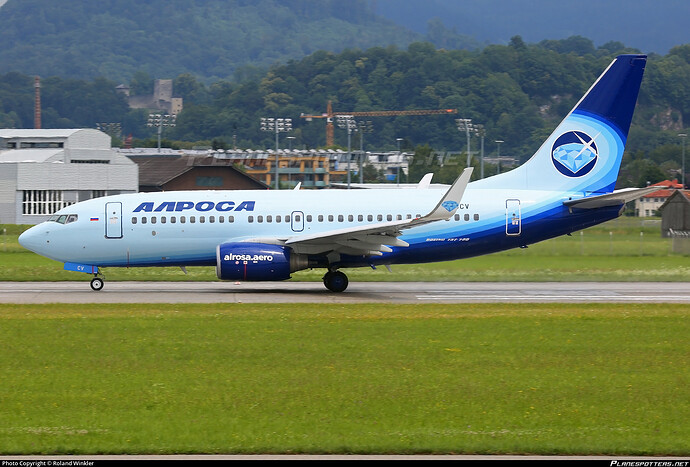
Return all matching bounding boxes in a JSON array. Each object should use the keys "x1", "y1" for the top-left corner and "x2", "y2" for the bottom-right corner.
[{"x1": 551, "y1": 131, "x2": 599, "y2": 177}]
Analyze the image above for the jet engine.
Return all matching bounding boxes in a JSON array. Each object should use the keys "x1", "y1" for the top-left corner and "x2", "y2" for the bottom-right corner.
[{"x1": 215, "y1": 242, "x2": 309, "y2": 281}]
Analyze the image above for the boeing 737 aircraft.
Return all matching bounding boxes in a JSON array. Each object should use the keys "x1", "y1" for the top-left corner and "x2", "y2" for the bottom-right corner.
[{"x1": 20, "y1": 54, "x2": 655, "y2": 292}]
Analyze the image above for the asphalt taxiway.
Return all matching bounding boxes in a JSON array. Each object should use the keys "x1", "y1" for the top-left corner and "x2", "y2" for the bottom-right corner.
[{"x1": 1, "y1": 281, "x2": 690, "y2": 303}]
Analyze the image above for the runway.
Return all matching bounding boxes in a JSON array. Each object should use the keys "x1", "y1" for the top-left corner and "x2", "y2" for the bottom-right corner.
[{"x1": 1, "y1": 281, "x2": 690, "y2": 303}]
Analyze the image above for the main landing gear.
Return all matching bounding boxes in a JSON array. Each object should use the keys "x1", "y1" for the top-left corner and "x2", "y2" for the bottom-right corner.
[
  {"x1": 90, "y1": 274, "x2": 105, "y2": 291},
  {"x1": 323, "y1": 270, "x2": 348, "y2": 293}
]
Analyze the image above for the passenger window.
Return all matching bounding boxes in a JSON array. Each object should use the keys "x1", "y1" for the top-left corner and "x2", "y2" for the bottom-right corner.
[
  {"x1": 285, "y1": 215, "x2": 291, "y2": 223},
  {"x1": 338, "y1": 215, "x2": 344, "y2": 222},
  {"x1": 295, "y1": 215, "x2": 301, "y2": 222},
  {"x1": 377, "y1": 214, "x2": 383, "y2": 221},
  {"x1": 328, "y1": 215, "x2": 334, "y2": 222},
  {"x1": 190, "y1": 216, "x2": 196, "y2": 223},
  {"x1": 132, "y1": 217, "x2": 137, "y2": 224},
  {"x1": 454, "y1": 214, "x2": 460, "y2": 221},
  {"x1": 358, "y1": 215, "x2": 363, "y2": 222},
  {"x1": 248, "y1": 216, "x2": 254, "y2": 223},
  {"x1": 306, "y1": 215, "x2": 312, "y2": 222},
  {"x1": 387, "y1": 214, "x2": 392, "y2": 221},
  {"x1": 318, "y1": 215, "x2": 324, "y2": 222},
  {"x1": 276, "y1": 215, "x2": 281, "y2": 223},
  {"x1": 219, "y1": 216, "x2": 224, "y2": 223},
  {"x1": 142, "y1": 217, "x2": 147, "y2": 224},
  {"x1": 171, "y1": 217, "x2": 176, "y2": 224},
  {"x1": 464, "y1": 214, "x2": 469, "y2": 221},
  {"x1": 266, "y1": 215, "x2": 272, "y2": 223},
  {"x1": 367, "y1": 215, "x2": 373, "y2": 222},
  {"x1": 257, "y1": 216, "x2": 263, "y2": 223},
  {"x1": 474, "y1": 214, "x2": 480, "y2": 221},
  {"x1": 209, "y1": 216, "x2": 215, "y2": 223},
  {"x1": 228, "y1": 216, "x2": 234, "y2": 223},
  {"x1": 180, "y1": 216, "x2": 186, "y2": 224},
  {"x1": 161, "y1": 216, "x2": 166, "y2": 224},
  {"x1": 348, "y1": 215, "x2": 353, "y2": 222},
  {"x1": 396, "y1": 214, "x2": 402, "y2": 221},
  {"x1": 200, "y1": 216, "x2": 205, "y2": 223}
]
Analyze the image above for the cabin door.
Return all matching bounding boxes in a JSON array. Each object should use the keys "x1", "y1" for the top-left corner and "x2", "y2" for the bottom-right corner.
[
  {"x1": 105, "y1": 202, "x2": 123, "y2": 239},
  {"x1": 505, "y1": 199, "x2": 521, "y2": 236}
]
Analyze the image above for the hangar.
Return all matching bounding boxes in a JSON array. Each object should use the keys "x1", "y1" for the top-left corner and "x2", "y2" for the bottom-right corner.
[{"x1": 0, "y1": 129, "x2": 138, "y2": 224}]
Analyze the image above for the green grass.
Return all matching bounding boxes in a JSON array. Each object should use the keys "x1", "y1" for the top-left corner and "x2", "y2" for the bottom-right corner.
[
  {"x1": 3, "y1": 218, "x2": 690, "y2": 282},
  {"x1": 0, "y1": 303, "x2": 688, "y2": 455}
]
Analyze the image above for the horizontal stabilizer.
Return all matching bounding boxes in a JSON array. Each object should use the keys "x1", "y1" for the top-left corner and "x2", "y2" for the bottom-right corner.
[{"x1": 563, "y1": 185, "x2": 670, "y2": 209}]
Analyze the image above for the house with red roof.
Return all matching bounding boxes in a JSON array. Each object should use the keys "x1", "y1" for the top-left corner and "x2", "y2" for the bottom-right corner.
[{"x1": 633, "y1": 179, "x2": 690, "y2": 217}]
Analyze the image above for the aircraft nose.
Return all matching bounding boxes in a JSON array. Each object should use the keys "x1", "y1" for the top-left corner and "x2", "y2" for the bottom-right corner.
[{"x1": 18, "y1": 225, "x2": 48, "y2": 254}]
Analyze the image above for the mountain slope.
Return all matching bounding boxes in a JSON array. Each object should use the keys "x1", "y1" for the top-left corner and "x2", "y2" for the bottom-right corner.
[{"x1": 0, "y1": 0, "x2": 420, "y2": 82}]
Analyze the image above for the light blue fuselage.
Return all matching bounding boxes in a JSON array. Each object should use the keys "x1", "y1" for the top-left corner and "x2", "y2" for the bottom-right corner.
[{"x1": 18, "y1": 182, "x2": 620, "y2": 270}]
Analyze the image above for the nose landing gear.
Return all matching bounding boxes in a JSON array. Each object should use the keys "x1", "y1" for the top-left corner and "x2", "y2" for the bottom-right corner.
[{"x1": 90, "y1": 274, "x2": 104, "y2": 291}]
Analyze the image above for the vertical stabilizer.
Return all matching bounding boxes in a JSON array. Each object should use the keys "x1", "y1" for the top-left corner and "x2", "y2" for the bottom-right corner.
[{"x1": 498, "y1": 54, "x2": 647, "y2": 194}]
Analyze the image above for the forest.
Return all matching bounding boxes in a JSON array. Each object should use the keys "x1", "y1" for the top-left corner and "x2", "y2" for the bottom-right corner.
[{"x1": 2, "y1": 37, "x2": 690, "y2": 188}]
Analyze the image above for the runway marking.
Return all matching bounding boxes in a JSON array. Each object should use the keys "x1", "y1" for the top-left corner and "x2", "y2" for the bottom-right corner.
[{"x1": 417, "y1": 294, "x2": 690, "y2": 302}]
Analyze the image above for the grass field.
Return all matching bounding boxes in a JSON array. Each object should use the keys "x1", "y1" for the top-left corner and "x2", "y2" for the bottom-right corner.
[
  {"x1": 3, "y1": 217, "x2": 690, "y2": 283},
  {"x1": 0, "y1": 302, "x2": 688, "y2": 455}
]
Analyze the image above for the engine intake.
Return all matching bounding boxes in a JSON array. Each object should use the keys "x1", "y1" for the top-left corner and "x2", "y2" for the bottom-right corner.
[{"x1": 215, "y1": 242, "x2": 308, "y2": 281}]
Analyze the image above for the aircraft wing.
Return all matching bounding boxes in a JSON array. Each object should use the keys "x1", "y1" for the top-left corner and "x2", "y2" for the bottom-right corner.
[
  {"x1": 248, "y1": 168, "x2": 473, "y2": 257},
  {"x1": 563, "y1": 185, "x2": 670, "y2": 210}
]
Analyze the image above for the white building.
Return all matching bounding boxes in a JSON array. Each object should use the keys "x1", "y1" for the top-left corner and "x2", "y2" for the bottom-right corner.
[{"x1": 0, "y1": 129, "x2": 138, "y2": 224}]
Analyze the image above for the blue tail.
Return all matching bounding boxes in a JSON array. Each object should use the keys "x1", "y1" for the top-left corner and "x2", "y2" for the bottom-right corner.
[{"x1": 494, "y1": 54, "x2": 646, "y2": 194}]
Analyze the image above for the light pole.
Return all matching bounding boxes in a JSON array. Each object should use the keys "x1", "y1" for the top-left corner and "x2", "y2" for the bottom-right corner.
[
  {"x1": 679, "y1": 133, "x2": 687, "y2": 189},
  {"x1": 358, "y1": 120, "x2": 373, "y2": 183},
  {"x1": 396, "y1": 138, "x2": 404, "y2": 185},
  {"x1": 286, "y1": 136, "x2": 296, "y2": 151},
  {"x1": 337, "y1": 115, "x2": 357, "y2": 189},
  {"x1": 147, "y1": 113, "x2": 176, "y2": 153},
  {"x1": 456, "y1": 118, "x2": 473, "y2": 168},
  {"x1": 260, "y1": 117, "x2": 292, "y2": 189},
  {"x1": 495, "y1": 139, "x2": 504, "y2": 174},
  {"x1": 474, "y1": 124, "x2": 485, "y2": 179}
]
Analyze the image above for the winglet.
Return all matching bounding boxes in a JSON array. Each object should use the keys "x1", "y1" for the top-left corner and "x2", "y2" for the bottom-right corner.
[
  {"x1": 423, "y1": 168, "x2": 473, "y2": 221},
  {"x1": 417, "y1": 173, "x2": 433, "y2": 189}
]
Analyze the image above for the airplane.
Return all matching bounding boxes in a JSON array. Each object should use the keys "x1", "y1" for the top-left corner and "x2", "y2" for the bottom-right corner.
[{"x1": 19, "y1": 54, "x2": 656, "y2": 293}]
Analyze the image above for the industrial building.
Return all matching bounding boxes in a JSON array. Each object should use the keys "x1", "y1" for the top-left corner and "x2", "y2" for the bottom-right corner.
[{"x1": 0, "y1": 129, "x2": 138, "y2": 224}]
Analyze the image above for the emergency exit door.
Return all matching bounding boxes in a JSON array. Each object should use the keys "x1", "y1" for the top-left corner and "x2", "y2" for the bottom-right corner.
[
  {"x1": 505, "y1": 199, "x2": 521, "y2": 236},
  {"x1": 105, "y1": 202, "x2": 123, "y2": 239}
]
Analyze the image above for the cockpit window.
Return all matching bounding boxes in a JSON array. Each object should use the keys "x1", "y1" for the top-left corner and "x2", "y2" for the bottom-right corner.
[{"x1": 48, "y1": 214, "x2": 77, "y2": 224}]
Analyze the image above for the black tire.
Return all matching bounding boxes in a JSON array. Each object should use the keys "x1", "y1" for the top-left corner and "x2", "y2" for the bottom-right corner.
[
  {"x1": 90, "y1": 277, "x2": 104, "y2": 291},
  {"x1": 324, "y1": 270, "x2": 348, "y2": 292}
]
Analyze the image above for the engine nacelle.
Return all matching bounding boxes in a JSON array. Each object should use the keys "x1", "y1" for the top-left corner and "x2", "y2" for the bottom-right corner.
[{"x1": 215, "y1": 242, "x2": 308, "y2": 281}]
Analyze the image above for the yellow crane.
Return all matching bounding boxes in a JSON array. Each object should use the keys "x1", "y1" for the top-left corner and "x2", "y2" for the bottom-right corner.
[{"x1": 300, "y1": 100, "x2": 458, "y2": 146}]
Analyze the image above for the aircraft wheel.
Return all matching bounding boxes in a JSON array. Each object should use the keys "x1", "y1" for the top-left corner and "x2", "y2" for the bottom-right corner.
[
  {"x1": 90, "y1": 277, "x2": 104, "y2": 291},
  {"x1": 323, "y1": 270, "x2": 348, "y2": 293}
]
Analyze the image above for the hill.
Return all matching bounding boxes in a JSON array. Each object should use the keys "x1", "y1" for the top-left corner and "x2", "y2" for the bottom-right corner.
[{"x1": 0, "y1": 0, "x2": 421, "y2": 82}]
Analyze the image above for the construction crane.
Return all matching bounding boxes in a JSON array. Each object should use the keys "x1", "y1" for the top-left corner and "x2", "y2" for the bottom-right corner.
[{"x1": 300, "y1": 100, "x2": 458, "y2": 146}]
